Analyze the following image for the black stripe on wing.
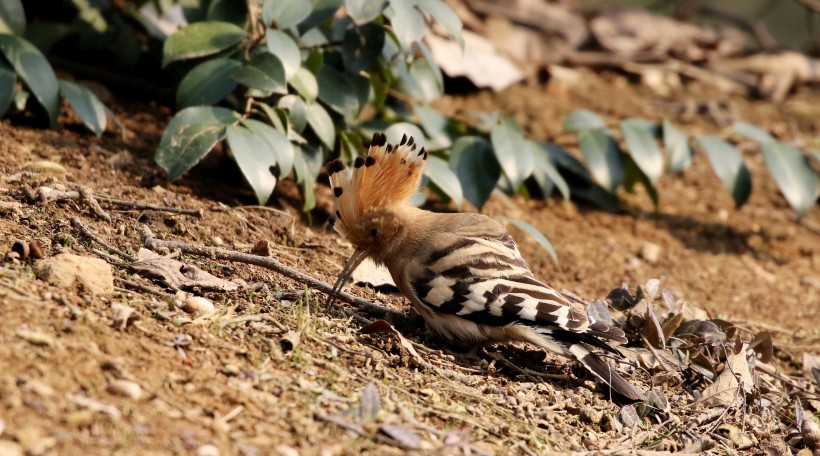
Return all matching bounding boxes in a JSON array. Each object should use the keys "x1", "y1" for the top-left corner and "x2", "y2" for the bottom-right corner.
[{"x1": 411, "y1": 273, "x2": 590, "y2": 332}]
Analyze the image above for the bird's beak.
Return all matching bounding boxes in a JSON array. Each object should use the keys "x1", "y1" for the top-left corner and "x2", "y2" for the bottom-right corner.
[{"x1": 328, "y1": 247, "x2": 370, "y2": 305}]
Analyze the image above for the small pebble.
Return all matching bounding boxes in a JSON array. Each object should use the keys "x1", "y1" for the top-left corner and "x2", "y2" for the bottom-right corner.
[
  {"x1": 16, "y1": 329, "x2": 55, "y2": 347},
  {"x1": 196, "y1": 444, "x2": 220, "y2": 456},
  {"x1": 0, "y1": 440, "x2": 23, "y2": 456},
  {"x1": 800, "y1": 276, "x2": 820, "y2": 289},
  {"x1": 275, "y1": 445, "x2": 300, "y2": 456},
  {"x1": 11, "y1": 240, "x2": 29, "y2": 260},
  {"x1": 639, "y1": 242, "x2": 661, "y2": 264},
  {"x1": 221, "y1": 364, "x2": 240, "y2": 377},
  {"x1": 210, "y1": 237, "x2": 223, "y2": 247},
  {"x1": 106, "y1": 379, "x2": 142, "y2": 400},
  {"x1": 803, "y1": 416, "x2": 820, "y2": 451},
  {"x1": 29, "y1": 240, "x2": 45, "y2": 259},
  {"x1": 183, "y1": 296, "x2": 216, "y2": 315}
]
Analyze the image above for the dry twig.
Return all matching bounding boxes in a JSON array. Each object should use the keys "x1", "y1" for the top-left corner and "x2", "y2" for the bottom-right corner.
[{"x1": 139, "y1": 225, "x2": 400, "y2": 320}]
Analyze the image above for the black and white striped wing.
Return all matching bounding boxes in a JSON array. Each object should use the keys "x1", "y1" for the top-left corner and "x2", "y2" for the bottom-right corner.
[{"x1": 405, "y1": 230, "x2": 592, "y2": 334}]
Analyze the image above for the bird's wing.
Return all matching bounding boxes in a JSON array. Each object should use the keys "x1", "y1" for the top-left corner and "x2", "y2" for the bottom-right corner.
[{"x1": 404, "y1": 227, "x2": 597, "y2": 334}]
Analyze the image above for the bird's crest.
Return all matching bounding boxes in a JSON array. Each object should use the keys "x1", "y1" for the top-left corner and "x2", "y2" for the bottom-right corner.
[{"x1": 327, "y1": 132, "x2": 427, "y2": 237}]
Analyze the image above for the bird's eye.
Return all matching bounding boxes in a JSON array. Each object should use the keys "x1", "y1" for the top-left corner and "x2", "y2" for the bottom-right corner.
[{"x1": 370, "y1": 228, "x2": 379, "y2": 237}]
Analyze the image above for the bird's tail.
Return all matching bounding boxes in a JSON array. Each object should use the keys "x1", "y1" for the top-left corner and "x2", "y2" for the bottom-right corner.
[{"x1": 565, "y1": 343, "x2": 645, "y2": 401}]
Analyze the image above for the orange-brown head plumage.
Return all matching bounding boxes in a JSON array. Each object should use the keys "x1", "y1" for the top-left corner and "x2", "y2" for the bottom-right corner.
[
  {"x1": 327, "y1": 132, "x2": 427, "y2": 247},
  {"x1": 326, "y1": 132, "x2": 428, "y2": 301}
]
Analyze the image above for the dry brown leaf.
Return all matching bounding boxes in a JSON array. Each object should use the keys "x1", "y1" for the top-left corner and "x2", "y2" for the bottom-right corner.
[
  {"x1": 700, "y1": 350, "x2": 753, "y2": 407},
  {"x1": 358, "y1": 381, "x2": 381, "y2": 422},
  {"x1": 359, "y1": 320, "x2": 422, "y2": 364},
  {"x1": 130, "y1": 248, "x2": 239, "y2": 291},
  {"x1": 803, "y1": 353, "x2": 820, "y2": 386},
  {"x1": 379, "y1": 424, "x2": 421, "y2": 449},
  {"x1": 426, "y1": 32, "x2": 523, "y2": 91}
]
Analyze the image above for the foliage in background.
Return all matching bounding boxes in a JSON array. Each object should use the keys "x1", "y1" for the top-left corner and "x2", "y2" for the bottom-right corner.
[
  {"x1": 0, "y1": 5, "x2": 112, "y2": 137},
  {"x1": 0, "y1": 0, "x2": 818, "y2": 231}
]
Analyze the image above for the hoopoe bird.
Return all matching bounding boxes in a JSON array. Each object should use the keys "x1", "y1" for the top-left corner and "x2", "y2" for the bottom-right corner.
[{"x1": 326, "y1": 132, "x2": 644, "y2": 401}]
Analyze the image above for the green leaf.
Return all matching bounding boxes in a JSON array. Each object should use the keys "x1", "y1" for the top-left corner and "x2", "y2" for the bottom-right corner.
[
  {"x1": 0, "y1": 34, "x2": 59, "y2": 128},
  {"x1": 317, "y1": 65, "x2": 359, "y2": 119},
  {"x1": 416, "y1": 0, "x2": 463, "y2": 48},
  {"x1": 256, "y1": 101, "x2": 287, "y2": 133},
  {"x1": 338, "y1": 130, "x2": 362, "y2": 162},
  {"x1": 544, "y1": 143, "x2": 619, "y2": 212},
  {"x1": 0, "y1": 59, "x2": 15, "y2": 118},
  {"x1": 21, "y1": 22, "x2": 76, "y2": 53},
  {"x1": 577, "y1": 129, "x2": 624, "y2": 192},
  {"x1": 0, "y1": 0, "x2": 25, "y2": 35},
  {"x1": 387, "y1": 0, "x2": 425, "y2": 48},
  {"x1": 662, "y1": 118, "x2": 692, "y2": 173},
  {"x1": 300, "y1": 0, "x2": 343, "y2": 32},
  {"x1": 262, "y1": 0, "x2": 312, "y2": 29},
  {"x1": 563, "y1": 109, "x2": 606, "y2": 133},
  {"x1": 414, "y1": 104, "x2": 451, "y2": 149},
  {"x1": 734, "y1": 121, "x2": 775, "y2": 143},
  {"x1": 760, "y1": 141, "x2": 820, "y2": 220},
  {"x1": 450, "y1": 136, "x2": 500, "y2": 210},
  {"x1": 384, "y1": 122, "x2": 427, "y2": 149},
  {"x1": 301, "y1": 27, "x2": 329, "y2": 48},
  {"x1": 266, "y1": 29, "x2": 300, "y2": 81},
  {"x1": 623, "y1": 154, "x2": 658, "y2": 209},
  {"x1": 696, "y1": 135, "x2": 752, "y2": 208},
  {"x1": 155, "y1": 106, "x2": 239, "y2": 182},
  {"x1": 177, "y1": 58, "x2": 241, "y2": 108},
  {"x1": 424, "y1": 155, "x2": 463, "y2": 207},
  {"x1": 207, "y1": 0, "x2": 248, "y2": 25},
  {"x1": 529, "y1": 141, "x2": 569, "y2": 200},
  {"x1": 398, "y1": 55, "x2": 441, "y2": 103},
  {"x1": 495, "y1": 215, "x2": 557, "y2": 264},
  {"x1": 278, "y1": 94, "x2": 307, "y2": 132},
  {"x1": 346, "y1": 0, "x2": 385, "y2": 24},
  {"x1": 306, "y1": 102, "x2": 335, "y2": 149},
  {"x1": 621, "y1": 118, "x2": 664, "y2": 184},
  {"x1": 13, "y1": 88, "x2": 27, "y2": 111},
  {"x1": 58, "y1": 80, "x2": 107, "y2": 137},
  {"x1": 226, "y1": 124, "x2": 279, "y2": 205},
  {"x1": 293, "y1": 143, "x2": 323, "y2": 211},
  {"x1": 342, "y1": 23, "x2": 385, "y2": 73},
  {"x1": 232, "y1": 52, "x2": 286, "y2": 96},
  {"x1": 162, "y1": 21, "x2": 245, "y2": 67},
  {"x1": 491, "y1": 118, "x2": 533, "y2": 190},
  {"x1": 242, "y1": 118, "x2": 295, "y2": 177},
  {"x1": 289, "y1": 67, "x2": 319, "y2": 101}
]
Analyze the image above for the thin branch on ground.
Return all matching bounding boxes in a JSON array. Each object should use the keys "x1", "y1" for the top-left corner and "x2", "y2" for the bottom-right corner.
[
  {"x1": 24, "y1": 185, "x2": 112, "y2": 221},
  {"x1": 24, "y1": 184, "x2": 201, "y2": 218},
  {"x1": 70, "y1": 217, "x2": 136, "y2": 261},
  {"x1": 139, "y1": 225, "x2": 401, "y2": 320},
  {"x1": 114, "y1": 277, "x2": 171, "y2": 297},
  {"x1": 96, "y1": 196, "x2": 203, "y2": 217}
]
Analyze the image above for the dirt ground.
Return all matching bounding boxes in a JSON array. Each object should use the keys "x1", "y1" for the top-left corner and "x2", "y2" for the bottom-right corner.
[{"x1": 0, "y1": 68, "x2": 818, "y2": 455}]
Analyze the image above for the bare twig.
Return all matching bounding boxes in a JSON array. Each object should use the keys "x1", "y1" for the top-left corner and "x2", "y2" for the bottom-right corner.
[
  {"x1": 70, "y1": 217, "x2": 136, "y2": 261},
  {"x1": 26, "y1": 185, "x2": 201, "y2": 218},
  {"x1": 78, "y1": 186, "x2": 112, "y2": 222},
  {"x1": 114, "y1": 277, "x2": 172, "y2": 297},
  {"x1": 96, "y1": 196, "x2": 203, "y2": 217},
  {"x1": 139, "y1": 225, "x2": 401, "y2": 320},
  {"x1": 485, "y1": 350, "x2": 571, "y2": 381},
  {"x1": 219, "y1": 313, "x2": 288, "y2": 331}
]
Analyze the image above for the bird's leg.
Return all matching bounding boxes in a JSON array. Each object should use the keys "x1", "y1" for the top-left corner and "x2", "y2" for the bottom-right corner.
[{"x1": 443, "y1": 343, "x2": 487, "y2": 361}]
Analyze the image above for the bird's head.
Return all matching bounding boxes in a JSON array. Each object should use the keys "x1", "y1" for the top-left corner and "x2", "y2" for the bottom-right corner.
[{"x1": 326, "y1": 132, "x2": 428, "y2": 299}]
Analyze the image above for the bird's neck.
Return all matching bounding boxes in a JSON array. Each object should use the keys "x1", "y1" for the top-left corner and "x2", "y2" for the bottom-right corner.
[{"x1": 373, "y1": 204, "x2": 428, "y2": 271}]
